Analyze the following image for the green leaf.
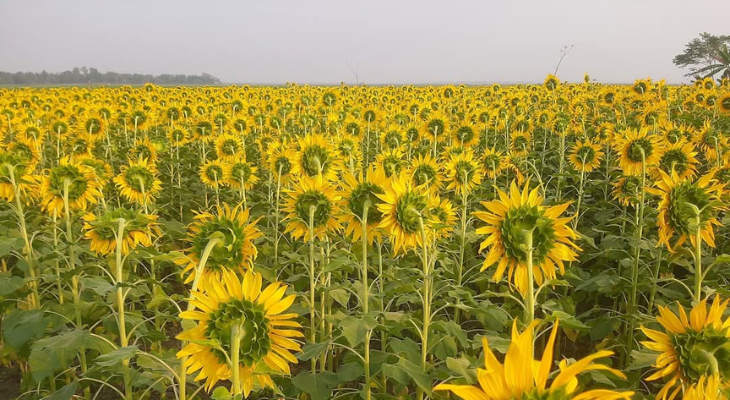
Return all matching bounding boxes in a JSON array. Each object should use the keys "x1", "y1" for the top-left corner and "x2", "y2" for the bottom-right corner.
[
  {"x1": 291, "y1": 371, "x2": 339, "y2": 400},
  {"x1": 382, "y1": 358, "x2": 432, "y2": 395},
  {"x1": 339, "y1": 315, "x2": 377, "y2": 347},
  {"x1": 211, "y1": 386, "x2": 232, "y2": 400},
  {"x1": 434, "y1": 320, "x2": 469, "y2": 347},
  {"x1": 0, "y1": 237, "x2": 24, "y2": 258},
  {"x1": 0, "y1": 272, "x2": 24, "y2": 296},
  {"x1": 43, "y1": 382, "x2": 77, "y2": 400},
  {"x1": 445, "y1": 357, "x2": 476, "y2": 383},
  {"x1": 81, "y1": 276, "x2": 115, "y2": 296},
  {"x1": 3, "y1": 309, "x2": 48, "y2": 349},
  {"x1": 298, "y1": 341, "x2": 330, "y2": 361},
  {"x1": 94, "y1": 346, "x2": 138, "y2": 367}
]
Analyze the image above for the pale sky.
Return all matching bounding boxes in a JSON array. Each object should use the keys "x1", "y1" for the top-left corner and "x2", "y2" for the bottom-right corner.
[{"x1": 1, "y1": 0, "x2": 728, "y2": 84}]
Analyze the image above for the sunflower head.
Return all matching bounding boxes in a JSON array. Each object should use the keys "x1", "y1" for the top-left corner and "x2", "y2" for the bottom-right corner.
[
  {"x1": 216, "y1": 134, "x2": 244, "y2": 161},
  {"x1": 82, "y1": 207, "x2": 160, "y2": 255},
  {"x1": 376, "y1": 174, "x2": 430, "y2": 254},
  {"x1": 177, "y1": 269, "x2": 302, "y2": 396},
  {"x1": 409, "y1": 154, "x2": 442, "y2": 193},
  {"x1": 181, "y1": 204, "x2": 262, "y2": 283},
  {"x1": 568, "y1": 139, "x2": 604, "y2": 172},
  {"x1": 642, "y1": 297, "x2": 730, "y2": 400},
  {"x1": 651, "y1": 170, "x2": 725, "y2": 251},
  {"x1": 42, "y1": 157, "x2": 101, "y2": 217},
  {"x1": 377, "y1": 148, "x2": 405, "y2": 178},
  {"x1": 224, "y1": 160, "x2": 260, "y2": 190},
  {"x1": 445, "y1": 150, "x2": 483, "y2": 195},
  {"x1": 0, "y1": 151, "x2": 39, "y2": 203},
  {"x1": 297, "y1": 134, "x2": 340, "y2": 180},
  {"x1": 544, "y1": 74, "x2": 560, "y2": 90},
  {"x1": 719, "y1": 93, "x2": 730, "y2": 116},
  {"x1": 475, "y1": 181, "x2": 579, "y2": 295},
  {"x1": 283, "y1": 175, "x2": 342, "y2": 242},
  {"x1": 199, "y1": 159, "x2": 226, "y2": 189},
  {"x1": 114, "y1": 158, "x2": 163, "y2": 206},
  {"x1": 339, "y1": 166, "x2": 388, "y2": 244},
  {"x1": 615, "y1": 128, "x2": 664, "y2": 175}
]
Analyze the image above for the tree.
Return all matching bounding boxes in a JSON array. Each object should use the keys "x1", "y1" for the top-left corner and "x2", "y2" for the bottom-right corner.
[{"x1": 673, "y1": 32, "x2": 730, "y2": 79}]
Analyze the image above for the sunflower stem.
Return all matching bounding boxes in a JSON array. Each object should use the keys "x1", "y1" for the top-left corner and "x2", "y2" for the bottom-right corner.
[
  {"x1": 230, "y1": 324, "x2": 243, "y2": 397},
  {"x1": 454, "y1": 189, "x2": 468, "y2": 326},
  {"x1": 8, "y1": 166, "x2": 40, "y2": 309},
  {"x1": 361, "y1": 201, "x2": 372, "y2": 400},
  {"x1": 180, "y1": 237, "x2": 223, "y2": 400},
  {"x1": 525, "y1": 228, "x2": 536, "y2": 326},
  {"x1": 693, "y1": 213, "x2": 703, "y2": 302},
  {"x1": 626, "y1": 152, "x2": 646, "y2": 366},
  {"x1": 273, "y1": 166, "x2": 283, "y2": 264},
  {"x1": 416, "y1": 217, "x2": 431, "y2": 400},
  {"x1": 572, "y1": 165, "x2": 586, "y2": 231},
  {"x1": 308, "y1": 205, "x2": 318, "y2": 374},
  {"x1": 113, "y1": 217, "x2": 132, "y2": 400}
]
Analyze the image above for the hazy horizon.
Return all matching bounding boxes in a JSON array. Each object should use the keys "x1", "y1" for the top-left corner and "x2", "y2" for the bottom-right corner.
[{"x1": 2, "y1": 0, "x2": 728, "y2": 85}]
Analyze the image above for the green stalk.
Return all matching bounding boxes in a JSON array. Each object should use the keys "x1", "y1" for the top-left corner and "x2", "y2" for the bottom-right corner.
[
  {"x1": 525, "y1": 229, "x2": 536, "y2": 325},
  {"x1": 361, "y1": 202, "x2": 371, "y2": 400},
  {"x1": 626, "y1": 152, "x2": 646, "y2": 364},
  {"x1": 693, "y1": 212, "x2": 703, "y2": 302},
  {"x1": 273, "y1": 166, "x2": 283, "y2": 264},
  {"x1": 180, "y1": 237, "x2": 223, "y2": 400},
  {"x1": 416, "y1": 217, "x2": 431, "y2": 400},
  {"x1": 230, "y1": 324, "x2": 242, "y2": 397},
  {"x1": 572, "y1": 166, "x2": 586, "y2": 231},
  {"x1": 113, "y1": 218, "x2": 132, "y2": 400},
  {"x1": 308, "y1": 205, "x2": 317, "y2": 374},
  {"x1": 8, "y1": 167, "x2": 40, "y2": 309},
  {"x1": 454, "y1": 188, "x2": 468, "y2": 325}
]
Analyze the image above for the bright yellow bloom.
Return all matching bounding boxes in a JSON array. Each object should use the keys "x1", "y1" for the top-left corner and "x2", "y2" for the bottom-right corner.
[
  {"x1": 114, "y1": 158, "x2": 163, "y2": 206},
  {"x1": 435, "y1": 320, "x2": 633, "y2": 400},
  {"x1": 283, "y1": 175, "x2": 342, "y2": 242}
]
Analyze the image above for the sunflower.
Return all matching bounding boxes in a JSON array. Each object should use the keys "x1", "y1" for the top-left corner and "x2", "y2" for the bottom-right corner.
[
  {"x1": 422, "y1": 110, "x2": 451, "y2": 143},
  {"x1": 266, "y1": 141, "x2": 300, "y2": 183},
  {"x1": 694, "y1": 121, "x2": 728, "y2": 164},
  {"x1": 376, "y1": 147, "x2": 406, "y2": 178},
  {"x1": 334, "y1": 134, "x2": 363, "y2": 172},
  {"x1": 177, "y1": 269, "x2": 302, "y2": 396},
  {"x1": 381, "y1": 125, "x2": 405, "y2": 150},
  {"x1": 180, "y1": 204, "x2": 262, "y2": 284},
  {"x1": 654, "y1": 141, "x2": 699, "y2": 180},
  {"x1": 283, "y1": 175, "x2": 342, "y2": 242},
  {"x1": 41, "y1": 157, "x2": 101, "y2": 217},
  {"x1": 114, "y1": 158, "x2": 163, "y2": 206},
  {"x1": 79, "y1": 114, "x2": 106, "y2": 141},
  {"x1": 474, "y1": 180, "x2": 580, "y2": 296},
  {"x1": 9, "y1": 139, "x2": 41, "y2": 169},
  {"x1": 376, "y1": 173, "x2": 430, "y2": 254},
  {"x1": 683, "y1": 375, "x2": 726, "y2": 400},
  {"x1": 199, "y1": 159, "x2": 226, "y2": 189},
  {"x1": 338, "y1": 166, "x2": 388, "y2": 244},
  {"x1": 224, "y1": 160, "x2": 260, "y2": 191},
  {"x1": 0, "y1": 151, "x2": 39, "y2": 203},
  {"x1": 444, "y1": 150, "x2": 483, "y2": 195},
  {"x1": 649, "y1": 170, "x2": 725, "y2": 252},
  {"x1": 641, "y1": 296, "x2": 730, "y2": 400},
  {"x1": 544, "y1": 74, "x2": 560, "y2": 90},
  {"x1": 426, "y1": 195, "x2": 457, "y2": 239},
  {"x1": 82, "y1": 207, "x2": 160, "y2": 255},
  {"x1": 481, "y1": 148, "x2": 506, "y2": 180},
  {"x1": 216, "y1": 133, "x2": 244, "y2": 162},
  {"x1": 612, "y1": 175, "x2": 643, "y2": 207},
  {"x1": 453, "y1": 124, "x2": 478, "y2": 147},
  {"x1": 296, "y1": 133, "x2": 340, "y2": 181},
  {"x1": 168, "y1": 127, "x2": 190, "y2": 147},
  {"x1": 510, "y1": 130, "x2": 532, "y2": 156},
  {"x1": 719, "y1": 93, "x2": 730, "y2": 116},
  {"x1": 129, "y1": 137, "x2": 158, "y2": 163},
  {"x1": 614, "y1": 127, "x2": 664, "y2": 176},
  {"x1": 435, "y1": 320, "x2": 633, "y2": 400},
  {"x1": 569, "y1": 139, "x2": 604, "y2": 172},
  {"x1": 408, "y1": 154, "x2": 442, "y2": 194}
]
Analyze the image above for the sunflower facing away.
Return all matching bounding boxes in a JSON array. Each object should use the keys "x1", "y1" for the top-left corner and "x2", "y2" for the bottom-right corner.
[
  {"x1": 435, "y1": 320, "x2": 633, "y2": 400},
  {"x1": 199, "y1": 159, "x2": 226, "y2": 189},
  {"x1": 614, "y1": 127, "x2": 664, "y2": 176},
  {"x1": 408, "y1": 154, "x2": 443, "y2": 194},
  {"x1": 82, "y1": 207, "x2": 160, "y2": 255},
  {"x1": 296, "y1": 133, "x2": 340, "y2": 181},
  {"x1": 445, "y1": 150, "x2": 484, "y2": 195},
  {"x1": 177, "y1": 269, "x2": 302, "y2": 397},
  {"x1": 649, "y1": 170, "x2": 725, "y2": 252},
  {"x1": 377, "y1": 173, "x2": 430, "y2": 254},
  {"x1": 474, "y1": 180, "x2": 580, "y2": 296},
  {"x1": 41, "y1": 157, "x2": 102, "y2": 217},
  {"x1": 283, "y1": 175, "x2": 342, "y2": 242},
  {"x1": 179, "y1": 204, "x2": 262, "y2": 284},
  {"x1": 569, "y1": 139, "x2": 604, "y2": 173},
  {"x1": 641, "y1": 296, "x2": 730, "y2": 400},
  {"x1": 0, "y1": 151, "x2": 39, "y2": 203},
  {"x1": 654, "y1": 141, "x2": 699, "y2": 180},
  {"x1": 113, "y1": 158, "x2": 163, "y2": 206},
  {"x1": 338, "y1": 166, "x2": 388, "y2": 244}
]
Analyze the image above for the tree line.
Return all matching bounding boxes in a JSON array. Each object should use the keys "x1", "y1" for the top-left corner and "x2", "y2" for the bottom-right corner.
[{"x1": 0, "y1": 66, "x2": 221, "y2": 85}]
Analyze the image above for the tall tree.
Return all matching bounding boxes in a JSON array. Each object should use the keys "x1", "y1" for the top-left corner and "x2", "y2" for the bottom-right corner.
[{"x1": 673, "y1": 32, "x2": 730, "y2": 79}]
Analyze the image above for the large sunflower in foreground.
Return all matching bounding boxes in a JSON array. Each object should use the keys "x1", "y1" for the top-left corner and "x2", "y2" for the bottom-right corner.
[
  {"x1": 41, "y1": 157, "x2": 102, "y2": 217},
  {"x1": 179, "y1": 204, "x2": 262, "y2": 284},
  {"x1": 81, "y1": 207, "x2": 160, "y2": 255},
  {"x1": 435, "y1": 320, "x2": 633, "y2": 400},
  {"x1": 113, "y1": 158, "x2": 163, "y2": 206},
  {"x1": 641, "y1": 296, "x2": 730, "y2": 400},
  {"x1": 177, "y1": 269, "x2": 302, "y2": 396},
  {"x1": 338, "y1": 166, "x2": 388, "y2": 244},
  {"x1": 614, "y1": 127, "x2": 664, "y2": 176},
  {"x1": 474, "y1": 180, "x2": 580, "y2": 295},
  {"x1": 377, "y1": 174, "x2": 429, "y2": 254},
  {"x1": 283, "y1": 175, "x2": 342, "y2": 242},
  {"x1": 683, "y1": 375, "x2": 726, "y2": 400},
  {"x1": 649, "y1": 170, "x2": 725, "y2": 252}
]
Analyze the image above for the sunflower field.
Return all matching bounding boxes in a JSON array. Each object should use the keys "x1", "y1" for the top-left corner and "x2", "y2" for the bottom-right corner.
[{"x1": 1, "y1": 76, "x2": 730, "y2": 400}]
